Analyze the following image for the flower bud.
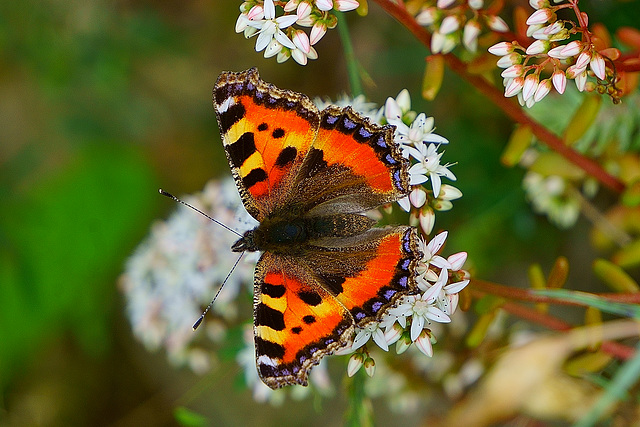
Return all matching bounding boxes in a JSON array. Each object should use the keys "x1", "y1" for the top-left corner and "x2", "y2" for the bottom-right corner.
[
  {"x1": 552, "y1": 69, "x2": 567, "y2": 94},
  {"x1": 347, "y1": 353, "x2": 364, "y2": 377},
  {"x1": 526, "y1": 8, "x2": 554, "y2": 25},
  {"x1": 488, "y1": 41, "x2": 513, "y2": 56},
  {"x1": 504, "y1": 77, "x2": 525, "y2": 97}
]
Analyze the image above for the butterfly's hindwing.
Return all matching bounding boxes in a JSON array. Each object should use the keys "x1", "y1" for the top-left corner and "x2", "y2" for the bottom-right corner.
[
  {"x1": 306, "y1": 226, "x2": 421, "y2": 326},
  {"x1": 253, "y1": 254, "x2": 354, "y2": 388}
]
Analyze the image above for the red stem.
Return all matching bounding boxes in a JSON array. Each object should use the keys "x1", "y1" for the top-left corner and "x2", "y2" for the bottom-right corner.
[
  {"x1": 370, "y1": 0, "x2": 626, "y2": 193},
  {"x1": 499, "y1": 300, "x2": 635, "y2": 360},
  {"x1": 471, "y1": 278, "x2": 640, "y2": 305}
]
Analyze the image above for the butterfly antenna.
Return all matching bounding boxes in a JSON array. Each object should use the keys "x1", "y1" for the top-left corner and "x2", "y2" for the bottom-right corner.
[
  {"x1": 159, "y1": 189, "x2": 242, "y2": 237},
  {"x1": 192, "y1": 252, "x2": 245, "y2": 330}
]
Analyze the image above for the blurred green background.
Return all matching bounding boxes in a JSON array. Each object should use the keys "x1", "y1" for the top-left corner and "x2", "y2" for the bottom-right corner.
[{"x1": 2, "y1": 0, "x2": 638, "y2": 426}]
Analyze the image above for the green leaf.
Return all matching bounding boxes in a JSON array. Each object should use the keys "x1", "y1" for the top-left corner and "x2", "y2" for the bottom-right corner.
[{"x1": 533, "y1": 289, "x2": 640, "y2": 319}]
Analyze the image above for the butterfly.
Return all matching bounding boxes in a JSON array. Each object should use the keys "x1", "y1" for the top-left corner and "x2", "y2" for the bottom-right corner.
[{"x1": 213, "y1": 68, "x2": 420, "y2": 389}]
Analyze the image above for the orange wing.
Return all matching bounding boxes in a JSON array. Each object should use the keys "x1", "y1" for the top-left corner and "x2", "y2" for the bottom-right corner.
[
  {"x1": 253, "y1": 253, "x2": 353, "y2": 389},
  {"x1": 214, "y1": 68, "x2": 320, "y2": 220},
  {"x1": 253, "y1": 227, "x2": 420, "y2": 389}
]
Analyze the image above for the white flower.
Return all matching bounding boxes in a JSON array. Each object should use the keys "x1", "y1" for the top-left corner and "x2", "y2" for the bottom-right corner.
[
  {"x1": 405, "y1": 142, "x2": 457, "y2": 197},
  {"x1": 121, "y1": 178, "x2": 257, "y2": 370},
  {"x1": 384, "y1": 89, "x2": 412, "y2": 125},
  {"x1": 351, "y1": 322, "x2": 389, "y2": 351},
  {"x1": 415, "y1": 232, "x2": 450, "y2": 286},
  {"x1": 388, "y1": 272, "x2": 451, "y2": 342},
  {"x1": 246, "y1": 0, "x2": 297, "y2": 52},
  {"x1": 394, "y1": 113, "x2": 449, "y2": 147}
]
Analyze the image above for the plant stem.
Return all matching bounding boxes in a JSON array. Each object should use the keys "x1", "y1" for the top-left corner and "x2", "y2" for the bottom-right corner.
[{"x1": 336, "y1": 12, "x2": 363, "y2": 97}]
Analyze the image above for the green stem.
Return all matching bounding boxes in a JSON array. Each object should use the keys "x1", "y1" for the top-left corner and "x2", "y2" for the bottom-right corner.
[
  {"x1": 573, "y1": 342, "x2": 640, "y2": 427},
  {"x1": 336, "y1": 12, "x2": 363, "y2": 97}
]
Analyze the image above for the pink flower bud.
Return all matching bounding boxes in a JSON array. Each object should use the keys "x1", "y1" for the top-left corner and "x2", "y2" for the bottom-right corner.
[
  {"x1": 309, "y1": 22, "x2": 327, "y2": 45},
  {"x1": 590, "y1": 52, "x2": 606, "y2": 80},
  {"x1": 410, "y1": 187, "x2": 427, "y2": 208},
  {"x1": 574, "y1": 70, "x2": 587, "y2": 92},
  {"x1": 446, "y1": 254, "x2": 466, "y2": 272},
  {"x1": 575, "y1": 50, "x2": 591, "y2": 69},
  {"x1": 247, "y1": 5, "x2": 264, "y2": 21},
  {"x1": 419, "y1": 207, "x2": 435, "y2": 235},
  {"x1": 522, "y1": 74, "x2": 539, "y2": 101},
  {"x1": 463, "y1": 20, "x2": 482, "y2": 51},
  {"x1": 526, "y1": 8, "x2": 554, "y2": 25},
  {"x1": 334, "y1": 0, "x2": 359, "y2": 11},
  {"x1": 529, "y1": 0, "x2": 549, "y2": 9},
  {"x1": 488, "y1": 41, "x2": 513, "y2": 56},
  {"x1": 297, "y1": 2, "x2": 312, "y2": 19},
  {"x1": 526, "y1": 40, "x2": 549, "y2": 54},
  {"x1": 552, "y1": 69, "x2": 566, "y2": 94},
  {"x1": 415, "y1": 330, "x2": 434, "y2": 357},
  {"x1": 347, "y1": 353, "x2": 364, "y2": 377},
  {"x1": 292, "y1": 29, "x2": 310, "y2": 53},
  {"x1": 504, "y1": 77, "x2": 525, "y2": 97},
  {"x1": 416, "y1": 7, "x2": 439, "y2": 26},
  {"x1": 501, "y1": 64, "x2": 525, "y2": 78},
  {"x1": 486, "y1": 15, "x2": 509, "y2": 32},
  {"x1": 439, "y1": 15, "x2": 460, "y2": 35},
  {"x1": 284, "y1": 0, "x2": 297, "y2": 12},
  {"x1": 534, "y1": 78, "x2": 552, "y2": 101},
  {"x1": 547, "y1": 45, "x2": 566, "y2": 59},
  {"x1": 315, "y1": 0, "x2": 333, "y2": 11},
  {"x1": 565, "y1": 64, "x2": 585, "y2": 79},
  {"x1": 560, "y1": 40, "x2": 583, "y2": 57},
  {"x1": 437, "y1": 0, "x2": 456, "y2": 8},
  {"x1": 496, "y1": 52, "x2": 523, "y2": 68}
]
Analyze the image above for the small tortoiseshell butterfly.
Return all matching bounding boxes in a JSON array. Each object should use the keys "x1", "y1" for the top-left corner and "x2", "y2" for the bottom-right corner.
[{"x1": 213, "y1": 68, "x2": 420, "y2": 389}]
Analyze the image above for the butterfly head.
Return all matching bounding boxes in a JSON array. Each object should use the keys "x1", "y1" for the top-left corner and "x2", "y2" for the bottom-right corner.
[{"x1": 231, "y1": 229, "x2": 258, "y2": 253}]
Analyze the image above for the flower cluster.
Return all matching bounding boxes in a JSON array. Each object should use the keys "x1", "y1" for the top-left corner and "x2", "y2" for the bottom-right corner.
[
  {"x1": 415, "y1": 0, "x2": 509, "y2": 54},
  {"x1": 120, "y1": 179, "x2": 256, "y2": 372},
  {"x1": 380, "y1": 89, "x2": 461, "y2": 235},
  {"x1": 489, "y1": 0, "x2": 620, "y2": 107},
  {"x1": 235, "y1": 0, "x2": 359, "y2": 65},
  {"x1": 522, "y1": 171, "x2": 581, "y2": 228}
]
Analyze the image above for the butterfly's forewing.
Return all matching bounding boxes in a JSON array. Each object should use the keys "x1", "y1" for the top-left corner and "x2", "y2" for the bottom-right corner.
[
  {"x1": 290, "y1": 106, "x2": 411, "y2": 216},
  {"x1": 214, "y1": 68, "x2": 320, "y2": 220}
]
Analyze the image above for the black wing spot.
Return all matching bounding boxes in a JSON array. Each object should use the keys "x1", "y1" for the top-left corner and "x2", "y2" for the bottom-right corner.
[
  {"x1": 258, "y1": 122, "x2": 268, "y2": 131},
  {"x1": 256, "y1": 337, "x2": 285, "y2": 359},
  {"x1": 304, "y1": 148, "x2": 328, "y2": 177},
  {"x1": 226, "y1": 132, "x2": 256, "y2": 167},
  {"x1": 256, "y1": 303, "x2": 286, "y2": 331},
  {"x1": 275, "y1": 146, "x2": 297, "y2": 167},
  {"x1": 272, "y1": 128, "x2": 285, "y2": 139},
  {"x1": 303, "y1": 315, "x2": 316, "y2": 324},
  {"x1": 218, "y1": 103, "x2": 246, "y2": 134},
  {"x1": 242, "y1": 168, "x2": 267, "y2": 189},
  {"x1": 262, "y1": 282, "x2": 286, "y2": 298},
  {"x1": 322, "y1": 275, "x2": 345, "y2": 295},
  {"x1": 298, "y1": 291, "x2": 322, "y2": 306},
  {"x1": 291, "y1": 326, "x2": 302, "y2": 334}
]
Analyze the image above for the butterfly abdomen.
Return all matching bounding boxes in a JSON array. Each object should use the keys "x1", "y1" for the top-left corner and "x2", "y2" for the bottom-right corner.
[{"x1": 232, "y1": 213, "x2": 376, "y2": 254}]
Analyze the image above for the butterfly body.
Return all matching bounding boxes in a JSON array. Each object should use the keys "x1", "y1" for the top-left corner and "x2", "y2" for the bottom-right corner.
[
  {"x1": 232, "y1": 212, "x2": 376, "y2": 253},
  {"x1": 214, "y1": 68, "x2": 421, "y2": 389}
]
